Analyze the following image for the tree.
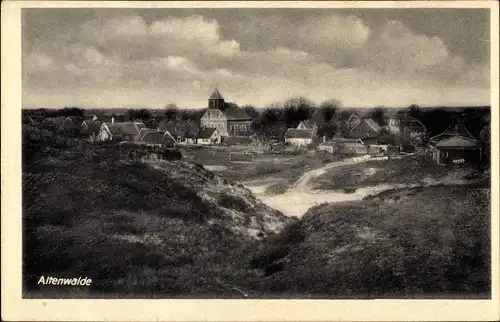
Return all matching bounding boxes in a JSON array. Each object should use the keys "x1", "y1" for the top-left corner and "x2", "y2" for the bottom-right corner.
[
  {"x1": 282, "y1": 97, "x2": 315, "y2": 128},
  {"x1": 408, "y1": 104, "x2": 422, "y2": 119},
  {"x1": 164, "y1": 104, "x2": 180, "y2": 120},
  {"x1": 135, "y1": 109, "x2": 152, "y2": 120},
  {"x1": 242, "y1": 105, "x2": 260, "y2": 119},
  {"x1": 367, "y1": 107, "x2": 388, "y2": 126},
  {"x1": 126, "y1": 109, "x2": 136, "y2": 121}
]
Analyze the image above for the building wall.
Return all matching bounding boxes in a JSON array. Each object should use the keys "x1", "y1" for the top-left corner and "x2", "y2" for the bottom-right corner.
[
  {"x1": 228, "y1": 120, "x2": 252, "y2": 136},
  {"x1": 201, "y1": 109, "x2": 229, "y2": 136},
  {"x1": 97, "y1": 126, "x2": 112, "y2": 141},
  {"x1": 285, "y1": 138, "x2": 313, "y2": 146},
  {"x1": 388, "y1": 119, "x2": 401, "y2": 134},
  {"x1": 209, "y1": 98, "x2": 225, "y2": 109},
  {"x1": 197, "y1": 138, "x2": 211, "y2": 145}
]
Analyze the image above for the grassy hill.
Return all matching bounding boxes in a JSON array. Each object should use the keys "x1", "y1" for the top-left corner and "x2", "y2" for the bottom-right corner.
[
  {"x1": 23, "y1": 145, "x2": 291, "y2": 298},
  {"x1": 241, "y1": 186, "x2": 490, "y2": 298},
  {"x1": 22, "y1": 131, "x2": 491, "y2": 298}
]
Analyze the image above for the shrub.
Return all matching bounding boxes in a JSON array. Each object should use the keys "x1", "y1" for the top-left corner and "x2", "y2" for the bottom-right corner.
[{"x1": 218, "y1": 193, "x2": 249, "y2": 213}]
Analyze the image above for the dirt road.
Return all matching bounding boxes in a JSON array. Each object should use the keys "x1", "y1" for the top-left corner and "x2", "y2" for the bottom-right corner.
[{"x1": 245, "y1": 155, "x2": 401, "y2": 217}]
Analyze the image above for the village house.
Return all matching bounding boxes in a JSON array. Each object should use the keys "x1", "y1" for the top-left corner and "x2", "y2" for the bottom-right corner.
[
  {"x1": 349, "y1": 118, "x2": 382, "y2": 139},
  {"x1": 157, "y1": 119, "x2": 199, "y2": 144},
  {"x1": 387, "y1": 116, "x2": 427, "y2": 144},
  {"x1": 318, "y1": 138, "x2": 366, "y2": 155},
  {"x1": 338, "y1": 111, "x2": 363, "y2": 131},
  {"x1": 138, "y1": 130, "x2": 177, "y2": 148},
  {"x1": 200, "y1": 88, "x2": 252, "y2": 137},
  {"x1": 284, "y1": 128, "x2": 315, "y2": 147},
  {"x1": 97, "y1": 122, "x2": 146, "y2": 142},
  {"x1": 197, "y1": 127, "x2": 222, "y2": 145},
  {"x1": 428, "y1": 120, "x2": 480, "y2": 166}
]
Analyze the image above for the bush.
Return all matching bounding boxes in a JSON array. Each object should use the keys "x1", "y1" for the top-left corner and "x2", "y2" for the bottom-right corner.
[{"x1": 218, "y1": 193, "x2": 249, "y2": 212}]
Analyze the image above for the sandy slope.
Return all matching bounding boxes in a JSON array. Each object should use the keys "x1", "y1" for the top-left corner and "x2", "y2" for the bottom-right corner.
[{"x1": 244, "y1": 154, "x2": 483, "y2": 217}]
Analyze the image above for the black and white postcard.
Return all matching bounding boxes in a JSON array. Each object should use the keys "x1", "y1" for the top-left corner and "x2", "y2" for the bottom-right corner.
[{"x1": 2, "y1": 1, "x2": 499, "y2": 321}]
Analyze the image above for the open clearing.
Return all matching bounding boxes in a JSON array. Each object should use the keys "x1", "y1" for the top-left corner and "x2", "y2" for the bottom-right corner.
[{"x1": 243, "y1": 154, "x2": 488, "y2": 217}]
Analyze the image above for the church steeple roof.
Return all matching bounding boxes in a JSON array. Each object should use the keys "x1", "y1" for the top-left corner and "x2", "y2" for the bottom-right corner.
[{"x1": 209, "y1": 88, "x2": 224, "y2": 100}]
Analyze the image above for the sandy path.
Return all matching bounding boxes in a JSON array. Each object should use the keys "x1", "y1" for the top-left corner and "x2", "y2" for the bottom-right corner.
[{"x1": 245, "y1": 155, "x2": 401, "y2": 217}]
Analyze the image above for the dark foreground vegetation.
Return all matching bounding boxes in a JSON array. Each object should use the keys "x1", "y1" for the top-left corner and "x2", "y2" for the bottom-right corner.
[
  {"x1": 23, "y1": 129, "x2": 291, "y2": 297},
  {"x1": 238, "y1": 186, "x2": 490, "y2": 298}
]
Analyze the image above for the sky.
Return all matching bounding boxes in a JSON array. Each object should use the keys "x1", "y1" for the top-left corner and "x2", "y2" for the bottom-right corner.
[{"x1": 22, "y1": 8, "x2": 491, "y2": 109}]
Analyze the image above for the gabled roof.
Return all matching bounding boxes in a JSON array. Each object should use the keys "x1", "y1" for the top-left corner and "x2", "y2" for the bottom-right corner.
[
  {"x1": 105, "y1": 122, "x2": 143, "y2": 136},
  {"x1": 198, "y1": 127, "x2": 218, "y2": 139},
  {"x1": 364, "y1": 118, "x2": 382, "y2": 131},
  {"x1": 135, "y1": 128, "x2": 157, "y2": 141},
  {"x1": 140, "y1": 131, "x2": 176, "y2": 145},
  {"x1": 350, "y1": 118, "x2": 381, "y2": 133},
  {"x1": 82, "y1": 120, "x2": 102, "y2": 134},
  {"x1": 436, "y1": 136, "x2": 477, "y2": 149},
  {"x1": 298, "y1": 120, "x2": 317, "y2": 129},
  {"x1": 221, "y1": 107, "x2": 251, "y2": 121},
  {"x1": 442, "y1": 119, "x2": 475, "y2": 139},
  {"x1": 285, "y1": 128, "x2": 315, "y2": 139},
  {"x1": 429, "y1": 119, "x2": 476, "y2": 144},
  {"x1": 226, "y1": 102, "x2": 239, "y2": 109},
  {"x1": 209, "y1": 88, "x2": 224, "y2": 100}
]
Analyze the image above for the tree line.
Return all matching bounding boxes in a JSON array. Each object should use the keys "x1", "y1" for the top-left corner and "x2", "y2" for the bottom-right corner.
[{"x1": 24, "y1": 100, "x2": 490, "y2": 143}]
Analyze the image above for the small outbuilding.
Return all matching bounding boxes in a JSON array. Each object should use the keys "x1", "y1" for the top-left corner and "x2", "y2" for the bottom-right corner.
[{"x1": 429, "y1": 120, "x2": 480, "y2": 166}]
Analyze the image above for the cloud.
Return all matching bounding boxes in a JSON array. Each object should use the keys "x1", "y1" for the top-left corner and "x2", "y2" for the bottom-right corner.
[
  {"x1": 297, "y1": 14, "x2": 371, "y2": 50},
  {"x1": 24, "y1": 52, "x2": 54, "y2": 71},
  {"x1": 22, "y1": 10, "x2": 490, "y2": 108}
]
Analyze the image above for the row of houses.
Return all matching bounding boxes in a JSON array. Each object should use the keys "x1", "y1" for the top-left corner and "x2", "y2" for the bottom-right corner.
[
  {"x1": 284, "y1": 111, "x2": 428, "y2": 148},
  {"x1": 81, "y1": 116, "x2": 229, "y2": 146},
  {"x1": 284, "y1": 111, "x2": 484, "y2": 167}
]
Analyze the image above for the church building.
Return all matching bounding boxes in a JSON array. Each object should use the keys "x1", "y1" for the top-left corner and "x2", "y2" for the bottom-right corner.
[{"x1": 200, "y1": 88, "x2": 252, "y2": 137}]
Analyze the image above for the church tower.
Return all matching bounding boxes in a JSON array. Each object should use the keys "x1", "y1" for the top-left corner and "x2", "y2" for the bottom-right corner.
[{"x1": 208, "y1": 88, "x2": 225, "y2": 110}]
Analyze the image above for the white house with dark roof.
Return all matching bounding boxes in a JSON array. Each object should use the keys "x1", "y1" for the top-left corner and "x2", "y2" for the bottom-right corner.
[
  {"x1": 97, "y1": 122, "x2": 146, "y2": 142},
  {"x1": 200, "y1": 88, "x2": 252, "y2": 137},
  {"x1": 197, "y1": 127, "x2": 221, "y2": 145},
  {"x1": 284, "y1": 128, "x2": 315, "y2": 147}
]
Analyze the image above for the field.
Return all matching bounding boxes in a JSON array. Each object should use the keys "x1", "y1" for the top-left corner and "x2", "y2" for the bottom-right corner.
[
  {"x1": 310, "y1": 154, "x2": 488, "y2": 191},
  {"x1": 179, "y1": 145, "x2": 347, "y2": 194}
]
